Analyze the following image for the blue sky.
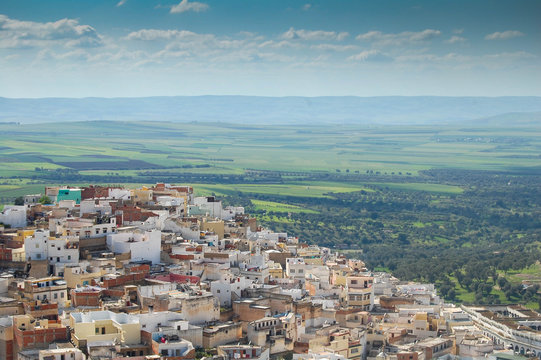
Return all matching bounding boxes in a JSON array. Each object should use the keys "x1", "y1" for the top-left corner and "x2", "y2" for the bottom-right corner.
[{"x1": 0, "y1": 0, "x2": 539, "y2": 97}]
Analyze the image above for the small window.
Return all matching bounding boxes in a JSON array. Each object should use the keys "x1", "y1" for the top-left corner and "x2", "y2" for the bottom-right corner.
[
  {"x1": 37, "y1": 254, "x2": 41, "y2": 259},
  {"x1": 95, "y1": 328, "x2": 99, "y2": 334},
  {"x1": 61, "y1": 292, "x2": 65, "y2": 298},
  {"x1": 36, "y1": 244, "x2": 40, "y2": 248},
  {"x1": 217, "y1": 289, "x2": 220, "y2": 293},
  {"x1": 68, "y1": 255, "x2": 71, "y2": 260}
]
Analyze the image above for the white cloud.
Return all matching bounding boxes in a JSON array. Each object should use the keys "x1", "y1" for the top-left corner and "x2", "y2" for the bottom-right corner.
[
  {"x1": 485, "y1": 30, "x2": 524, "y2": 40},
  {"x1": 356, "y1": 29, "x2": 441, "y2": 46},
  {"x1": 170, "y1": 0, "x2": 209, "y2": 14},
  {"x1": 282, "y1": 27, "x2": 349, "y2": 41},
  {"x1": 311, "y1": 43, "x2": 358, "y2": 52},
  {"x1": 484, "y1": 51, "x2": 536, "y2": 60},
  {"x1": 259, "y1": 40, "x2": 300, "y2": 49},
  {"x1": 0, "y1": 14, "x2": 102, "y2": 48},
  {"x1": 116, "y1": 0, "x2": 127, "y2": 7},
  {"x1": 125, "y1": 29, "x2": 213, "y2": 42},
  {"x1": 348, "y1": 49, "x2": 392, "y2": 62},
  {"x1": 453, "y1": 29, "x2": 464, "y2": 34},
  {"x1": 303, "y1": 4, "x2": 312, "y2": 11},
  {"x1": 446, "y1": 36, "x2": 466, "y2": 44}
]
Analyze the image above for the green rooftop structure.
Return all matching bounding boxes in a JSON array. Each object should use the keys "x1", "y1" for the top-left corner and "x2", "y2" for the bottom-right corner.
[{"x1": 56, "y1": 188, "x2": 81, "y2": 204}]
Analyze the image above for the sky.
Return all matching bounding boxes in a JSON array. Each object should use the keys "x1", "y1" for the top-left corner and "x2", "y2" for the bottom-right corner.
[{"x1": 0, "y1": 0, "x2": 540, "y2": 98}]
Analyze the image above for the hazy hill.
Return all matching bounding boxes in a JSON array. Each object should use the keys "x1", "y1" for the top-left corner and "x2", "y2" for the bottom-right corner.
[{"x1": 1, "y1": 96, "x2": 541, "y2": 125}]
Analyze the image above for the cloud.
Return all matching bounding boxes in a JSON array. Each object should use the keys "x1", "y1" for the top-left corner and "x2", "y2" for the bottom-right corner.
[
  {"x1": 484, "y1": 51, "x2": 536, "y2": 60},
  {"x1": 170, "y1": 0, "x2": 209, "y2": 14},
  {"x1": 282, "y1": 27, "x2": 349, "y2": 41},
  {"x1": 259, "y1": 40, "x2": 300, "y2": 49},
  {"x1": 348, "y1": 49, "x2": 392, "y2": 62},
  {"x1": 116, "y1": 0, "x2": 127, "y2": 7},
  {"x1": 311, "y1": 43, "x2": 358, "y2": 52},
  {"x1": 356, "y1": 29, "x2": 441, "y2": 46},
  {"x1": 0, "y1": 14, "x2": 102, "y2": 48},
  {"x1": 125, "y1": 29, "x2": 212, "y2": 41},
  {"x1": 303, "y1": 4, "x2": 312, "y2": 11},
  {"x1": 485, "y1": 30, "x2": 524, "y2": 40},
  {"x1": 446, "y1": 36, "x2": 466, "y2": 44},
  {"x1": 453, "y1": 29, "x2": 464, "y2": 34}
]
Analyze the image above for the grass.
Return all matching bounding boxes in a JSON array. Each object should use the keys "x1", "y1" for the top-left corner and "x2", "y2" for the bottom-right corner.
[
  {"x1": 369, "y1": 182, "x2": 464, "y2": 194},
  {"x1": 251, "y1": 200, "x2": 319, "y2": 214},
  {"x1": 192, "y1": 183, "x2": 368, "y2": 198},
  {"x1": 1, "y1": 121, "x2": 540, "y2": 180}
]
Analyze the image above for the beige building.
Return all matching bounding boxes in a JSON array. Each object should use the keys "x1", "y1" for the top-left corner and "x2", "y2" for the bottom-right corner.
[
  {"x1": 201, "y1": 218, "x2": 225, "y2": 240},
  {"x1": 63, "y1": 264, "x2": 106, "y2": 289},
  {"x1": 23, "y1": 277, "x2": 68, "y2": 308},
  {"x1": 38, "y1": 348, "x2": 86, "y2": 360},
  {"x1": 70, "y1": 311, "x2": 141, "y2": 348},
  {"x1": 203, "y1": 322, "x2": 242, "y2": 348}
]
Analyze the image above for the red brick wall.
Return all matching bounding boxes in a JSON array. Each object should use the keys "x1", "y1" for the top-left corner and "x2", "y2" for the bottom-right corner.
[
  {"x1": 0, "y1": 248, "x2": 12, "y2": 261},
  {"x1": 102, "y1": 272, "x2": 147, "y2": 288},
  {"x1": 125, "y1": 264, "x2": 150, "y2": 274},
  {"x1": 14, "y1": 324, "x2": 68, "y2": 350},
  {"x1": 71, "y1": 290, "x2": 101, "y2": 307}
]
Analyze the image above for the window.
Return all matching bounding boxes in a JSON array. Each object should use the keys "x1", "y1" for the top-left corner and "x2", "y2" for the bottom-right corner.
[
  {"x1": 61, "y1": 292, "x2": 65, "y2": 298},
  {"x1": 298, "y1": 269, "x2": 303, "y2": 273},
  {"x1": 290, "y1": 269, "x2": 295, "y2": 273},
  {"x1": 217, "y1": 289, "x2": 221, "y2": 293},
  {"x1": 95, "y1": 328, "x2": 99, "y2": 334},
  {"x1": 68, "y1": 255, "x2": 71, "y2": 260},
  {"x1": 37, "y1": 254, "x2": 41, "y2": 259},
  {"x1": 36, "y1": 244, "x2": 40, "y2": 248},
  {"x1": 54, "y1": 293, "x2": 58, "y2": 299},
  {"x1": 351, "y1": 280, "x2": 358, "y2": 285}
]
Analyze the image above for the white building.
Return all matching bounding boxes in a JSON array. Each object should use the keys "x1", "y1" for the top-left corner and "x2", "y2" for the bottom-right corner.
[
  {"x1": 194, "y1": 196, "x2": 223, "y2": 218},
  {"x1": 0, "y1": 205, "x2": 26, "y2": 228},
  {"x1": 80, "y1": 199, "x2": 113, "y2": 216},
  {"x1": 107, "y1": 230, "x2": 161, "y2": 264},
  {"x1": 49, "y1": 217, "x2": 117, "y2": 238},
  {"x1": 38, "y1": 348, "x2": 86, "y2": 360},
  {"x1": 210, "y1": 274, "x2": 253, "y2": 307},
  {"x1": 24, "y1": 230, "x2": 79, "y2": 275}
]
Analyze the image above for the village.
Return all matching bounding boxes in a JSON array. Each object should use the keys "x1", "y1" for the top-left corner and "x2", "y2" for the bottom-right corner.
[{"x1": 0, "y1": 183, "x2": 540, "y2": 360}]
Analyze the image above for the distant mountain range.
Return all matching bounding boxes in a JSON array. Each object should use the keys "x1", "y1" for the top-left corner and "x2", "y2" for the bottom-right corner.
[{"x1": 1, "y1": 96, "x2": 541, "y2": 125}]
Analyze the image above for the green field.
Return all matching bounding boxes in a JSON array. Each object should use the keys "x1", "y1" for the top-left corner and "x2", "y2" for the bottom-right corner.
[
  {"x1": 251, "y1": 200, "x2": 319, "y2": 214},
  {"x1": 0, "y1": 120, "x2": 539, "y2": 203},
  {"x1": 192, "y1": 183, "x2": 370, "y2": 198}
]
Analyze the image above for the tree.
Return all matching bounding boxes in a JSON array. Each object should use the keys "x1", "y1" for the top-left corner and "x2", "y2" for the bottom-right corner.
[
  {"x1": 38, "y1": 196, "x2": 52, "y2": 204},
  {"x1": 14, "y1": 196, "x2": 24, "y2": 205}
]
